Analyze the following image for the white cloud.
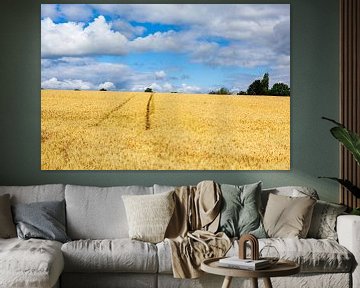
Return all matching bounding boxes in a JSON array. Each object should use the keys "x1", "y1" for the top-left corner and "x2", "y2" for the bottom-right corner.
[
  {"x1": 162, "y1": 82, "x2": 173, "y2": 91},
  {"x1": 112, "y1": 19, "x2": 146, "y2": 39},
  {"x1": 128, "y1": 82, "x2": 173, "y2": 92},
  {"x1": 41, "y1": 77, "x2": 94, "y2": 90},
  {"x1": 41, "y1": 9, "x2": 289, "y2": 74},
  {"x1": 272, "y1": 20, "x2": 290, "y2": 56},
  {"x1": 178, "y1": 83, "x2": 202, "y2": 94},
  {"x1": 93, "y1": 4, "x2": 285, "y2": 29},
  {"x1": 142, "y1": 82, "x2": 202, "y2": 93},
  {"x1": 41, "y1": 4, "x2": 94, "y2": 22},
  {"x1": 41, "y1": 17, "x2": 212, "y2": 57},
  {"x1": 130, "y1": 81, "x2": 202, "y2": 93},
  {"x1": 41, "y1": 16, "x2": 128, "y2": 57},
  {"x1": 42, "y1": 55, "x2": 254, "y2": 94},
  {"x1": 155, "y1": 70, "x2": 166, "y2": 80},
  {"x1": 41, "y1": 5, "x2": 290, "y2": 92},
  {"x1": 60, "y1": 4, "x2": 94, "y2": 22},
  {"x1": 98, "y1": 82, "x2": 116, "y2": 90},
  {"x1": 41, "y1": 58, "x2": 134, "y2": 90},
  {"x1": 130, "y1": 30, "x2": 180, "y2": 52},
  {"x1": 92, "y1": 4, "x2": 289, "y2": 44},
  {"x1": 147, "y1": 82, "x2": 174, "y2": 92},
  {"x1": 41, "y1": 16, "x2": 191, "y2": 58},
  {"x1": 149, "y1": 83, "x2": 163, "y2": 91},
  {"x1": 41, "y1": 57, "x2": 174, "y2": 92},
  {"x1": 41, "y1": 5, "x2": 59, "y2": 20},
  {"x1": 41, "y1": 57, "x2": 132, "y2": 85}
]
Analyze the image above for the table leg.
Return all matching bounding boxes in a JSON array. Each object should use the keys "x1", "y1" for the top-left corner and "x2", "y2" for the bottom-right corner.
[
  {"x1": 251, "y1": 278, "x2": 258, "y2": 288},
  {"x1": 263, "y1": 277, "x2": 273, "y2": 288},
  {"x1": 221, "y1": 276, "x2": 233, "y2": 288}
]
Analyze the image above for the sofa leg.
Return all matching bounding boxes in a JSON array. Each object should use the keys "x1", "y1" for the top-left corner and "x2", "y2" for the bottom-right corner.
[
  {"x1": 263, "y1": 277, "x2": 273, "y2": 288},
  {"x1": 221, "y1": 276, "x2": 232, "y2": 288}
]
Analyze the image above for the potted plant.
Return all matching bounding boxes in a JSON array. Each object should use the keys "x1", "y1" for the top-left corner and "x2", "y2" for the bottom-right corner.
[{"x1": 320, "y1": 117, "x2": 360, "y2": 215}]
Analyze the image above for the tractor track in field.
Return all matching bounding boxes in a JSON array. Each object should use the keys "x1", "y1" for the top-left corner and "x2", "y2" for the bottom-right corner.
[
  {"x1": 145, "y1": 93, "x2": 154, "y2": 130},
  {"x1": 52, "y1": 95, "x2": 135, "y2": 164},
  {"x1": 91, "y1": 95, "x2": 135, "y2": 127}
]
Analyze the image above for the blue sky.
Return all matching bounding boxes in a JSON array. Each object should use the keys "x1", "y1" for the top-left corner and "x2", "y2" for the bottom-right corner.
[{"x1": 41, "y1": 4, "x2": 290, "y2": 93}]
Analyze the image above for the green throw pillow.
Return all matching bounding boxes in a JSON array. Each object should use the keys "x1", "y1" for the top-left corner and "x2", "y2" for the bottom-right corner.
[{"x1": 218, "y1": 182, "x2": 266, "y2": 238}]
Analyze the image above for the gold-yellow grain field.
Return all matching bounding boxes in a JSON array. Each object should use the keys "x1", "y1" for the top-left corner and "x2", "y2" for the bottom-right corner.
[{"x1": 41, "y1": 90, "x2": 290, "y2": 170}]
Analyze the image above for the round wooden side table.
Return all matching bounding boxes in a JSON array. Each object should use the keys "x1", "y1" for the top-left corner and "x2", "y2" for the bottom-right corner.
[{"x1": 201, "y1": 257, "x2": 300, "y2": 288}]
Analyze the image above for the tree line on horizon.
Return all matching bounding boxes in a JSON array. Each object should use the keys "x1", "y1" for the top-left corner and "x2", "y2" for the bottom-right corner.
[
  {"x1": 61, "y1": 72, "x2": 289, "y2": 95},
  {"x1": 209, "y1": 73, "x2": 290, "y2": 96}
]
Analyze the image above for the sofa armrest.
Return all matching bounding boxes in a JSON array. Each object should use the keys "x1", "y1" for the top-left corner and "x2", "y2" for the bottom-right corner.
[{"x1": 337, "y1": 215, "x2": 360, "y2": 288}]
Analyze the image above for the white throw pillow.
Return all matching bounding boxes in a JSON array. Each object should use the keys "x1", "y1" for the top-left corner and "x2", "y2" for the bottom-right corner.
[{"x1": 122, "y1": 191, "x2": 175, "y2": 243}]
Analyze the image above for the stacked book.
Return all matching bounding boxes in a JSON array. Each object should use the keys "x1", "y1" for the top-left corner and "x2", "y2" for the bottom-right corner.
[{"x1": 218, "y1": 257, "x2": 271, "y2": 270}]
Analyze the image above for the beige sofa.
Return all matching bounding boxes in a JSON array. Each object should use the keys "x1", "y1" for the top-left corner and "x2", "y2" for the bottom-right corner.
[{"x1": 0, "y1": 184, "x2": 358, "y2": 288}]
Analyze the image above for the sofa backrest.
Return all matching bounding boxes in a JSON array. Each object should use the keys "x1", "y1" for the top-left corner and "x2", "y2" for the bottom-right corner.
[
  {"x1": 0, "y1": 184, "x2": 320, "y2": 240},
  {"x1": 153, "y1": 184, "x2": 176, "y2": 194},
  {"x1": 0, "y1": 184, "x2": 65, "y2": 204},
  {"x1": 65, "y1": 184, "x2": 153, "y2": 240},
  {"x1": 154, "y1": 184, "x2": 319, "y2": 211}
]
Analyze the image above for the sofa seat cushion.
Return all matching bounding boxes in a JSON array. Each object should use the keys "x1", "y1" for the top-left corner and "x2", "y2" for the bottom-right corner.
[
  {"x1": 62, "y1": 239, "x2": 158, "y2": 273},
  {"x1": 157, "y1": 238, "x2": 353, "y2": 274},
  {"x1": 0, "y1": 238, "x2": 64, "y2": 288},
  {"x1": 231, "y1": 238, "x2": 353, "y2": 273}
]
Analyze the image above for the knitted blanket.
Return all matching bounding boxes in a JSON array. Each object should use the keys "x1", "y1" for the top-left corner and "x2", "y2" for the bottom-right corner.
[{"x1": 165, "y1": 181, "x2": 231, "y2": 278}]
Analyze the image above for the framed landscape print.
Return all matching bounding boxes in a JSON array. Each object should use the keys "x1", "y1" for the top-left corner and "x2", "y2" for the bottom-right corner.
[{"x1": 41, "y1": 4, "x2": 290, "y2": 170}]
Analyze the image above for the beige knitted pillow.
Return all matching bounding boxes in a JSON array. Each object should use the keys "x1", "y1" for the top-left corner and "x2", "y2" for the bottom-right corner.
[{"x1": 122, "y1": 191, "x2": 175, "y2": 243}]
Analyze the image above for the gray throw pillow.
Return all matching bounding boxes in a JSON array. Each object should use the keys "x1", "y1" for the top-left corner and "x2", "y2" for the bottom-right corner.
[
  {"x1": 218, "y1": 182, "x2": 266, "y2": 238},
  {"x1": 12, "y1": 200, "x2": 70, "y2": 243},
  {"x1": 0, "y1": 194, "x2": 16, "y2": 238},
  {"x1": 307, "y1": 200, "x2": 347, "y2": 240}
]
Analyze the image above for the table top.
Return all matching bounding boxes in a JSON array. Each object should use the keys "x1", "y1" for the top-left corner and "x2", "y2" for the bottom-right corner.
[{"x1": 201, "y1": 257, "x2": 300, "y2": 278}]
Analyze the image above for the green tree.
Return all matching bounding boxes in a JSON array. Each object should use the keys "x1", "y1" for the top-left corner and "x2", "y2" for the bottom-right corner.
[
  {"x1": 247, "y1": 73, "x2": 269, "y2": 95},
  {"x1": 247, "y1": 80, "x2": 262, "y2": 95},
  {"x1": 218, "y1": 87, "x2": 231, "y2": 95},
  {"x1": 270, "y1": 83, "x2": 290, "y2": 96},
  {"x1": 209, "y1": 87, "x2": 231, "y2": 95},
  {"x1": 261, "y1": 73, "x2": 269, "y2": 94},
  {"x1": 144, "y1": 87, "x2": 153, "y2": 93}
]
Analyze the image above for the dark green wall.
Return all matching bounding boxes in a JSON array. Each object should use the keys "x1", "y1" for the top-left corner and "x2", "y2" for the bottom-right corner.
[{"x1": 0, "y1": 0, "x2": 340, "y2": 202}]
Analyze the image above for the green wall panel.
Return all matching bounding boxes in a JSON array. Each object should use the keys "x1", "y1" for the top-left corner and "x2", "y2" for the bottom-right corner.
[{"x1": 0, "y1": 0, "x2": 340, "y2": 202}]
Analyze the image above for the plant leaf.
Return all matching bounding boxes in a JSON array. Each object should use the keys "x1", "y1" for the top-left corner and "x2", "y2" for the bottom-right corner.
[
  {"x1": 330, "y1": 126, "x2": 360, "y2": 165},
  {"x1": 322, "y1": 116, "x2": 360, "y2": 165},
  {"x1": 319, "y1": 177, "x2": 360, "y2": 198},
  {"x1": 321, "y1": 116, "x2": 344, "y2": 127}
]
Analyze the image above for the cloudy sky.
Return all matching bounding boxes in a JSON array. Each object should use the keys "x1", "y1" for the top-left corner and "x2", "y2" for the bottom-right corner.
[{"x1": 41, "y1": 4, "x2": 290, "y2": 93}]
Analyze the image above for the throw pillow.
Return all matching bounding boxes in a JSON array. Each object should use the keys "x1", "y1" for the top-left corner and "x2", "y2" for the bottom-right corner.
[
  {"x1": 0, "y1": 194, "x2": 16, "y2": 238},
  {"x1": 307, "y1": 200, "x2": 347, "y2": 240},
  {"x1": 122, "y1": 190, "x2": 175, "y2": 243},
  {"x1": 218, "y1": 182, "x2": 266, "y2": 238},
  {"x1": 12, "y1": 200, "x2": 70, "y2": 243},
  {"x1": 263, "y1": 193, "x2": 316, "y2": 238}
]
